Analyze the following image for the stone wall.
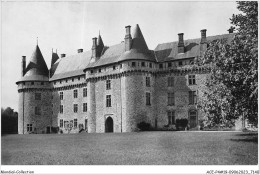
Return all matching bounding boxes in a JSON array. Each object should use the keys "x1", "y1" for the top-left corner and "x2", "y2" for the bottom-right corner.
[{"x1": 155, "y1": 70, "x2": 209, "y2": 129}]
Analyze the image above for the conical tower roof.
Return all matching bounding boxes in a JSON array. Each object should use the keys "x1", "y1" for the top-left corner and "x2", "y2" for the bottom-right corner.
[
  {"x1": 131, "y1": 24, "x2": 149, "y2": 51},
  {"x1": 22, "y1": 44, "x2": 49, "y2": 80},
  {"x1": 97, "y1": 33, "x2": 104, "y2": 48}
]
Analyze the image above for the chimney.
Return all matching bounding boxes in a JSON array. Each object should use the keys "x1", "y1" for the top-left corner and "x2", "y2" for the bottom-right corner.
[
  {"x1": 124, "y1": 25, "x2": 132, "y2": 51},
  {"x1": 21, "y1": 56, "x2": 26, "y2": 77},
  {"x1": 61, "y1": 54, "x2": 66, "y2": 58},
  {"x1": 91, "y1": 37, "x2": 97, "y2": 58},
  {"x1": 178, "y1": 33, "x2": 184, "y2": 53},
  {"x1": 200, "y1": 29, "x2": 207, "y2": 44},
  {"x1": 78, "y1": 49, "x2": 83, "y2": 53}
]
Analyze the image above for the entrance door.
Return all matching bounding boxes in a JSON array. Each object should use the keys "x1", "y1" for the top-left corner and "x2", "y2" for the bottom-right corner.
[
  {"x1": 85, "y1": 119, "x2": 88, "y2": 131},
  {"x1": 105, "y1": 117, "x2": 113, "y2": 133},
  {"x1": 189, "y1": 111, "x2": 197, "y2": 128}
]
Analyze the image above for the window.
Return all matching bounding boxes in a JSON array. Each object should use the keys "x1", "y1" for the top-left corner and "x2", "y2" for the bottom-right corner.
[
  {"x1": 189, "y1": 91, "x2": 197, "y2": 105},
  {"x1": 78, "y1": 77, "x2": 80, "y2": 80},
  {"x1": 168, "y1": 77, "x2": 174, "y2": 87},
  {"x1": 120, "y1": 64, "x2": 122, "y2": 69},
  {"x1": 35, "y1": 93, "x2": 41, "y2": 100},
  {"x1": 146, "y1": 77, "x2": 150, "y2": 87},
  {"x1": 60, "y1": 80, "x2": 62, "y2": 84},
  {"x1": 159, "y1": 64, "x2": 163, "y2": 69},
  {"x1": 35, "y1": 106, "x2": 41, "y2": 115},
  {"x1": 72, "y1": 78, "x2": 74, "y2": 82},
  {"x1": 168, "y1": 62, "x2": 172, "y2": 68},
  {"x1": 60, "y1": 105, "x2": 63, "y2": 114},
  {"x1": 91, "y1": 70, "x2": 94, "y2": 74},
  {"x1": 74, "y1": 104, "x2": 78, "y2": 113},
  {"x1": 54, "y1": 82, "x2": 56, "y2": 85},
  {"x1": 27, "y1": 124, "x2": 32, "y2": 132},
  {"x1": 106, "y1": 95, "x2": 111, "y2": 107},
  {"x1": 132, "y1": 62, "x2": 136, "y2": 67},
  {"x1": 178, "y1": 61, "x2": 183, "y2": 66},
  {"x1": 51, "y1": 95, "x2": 53, "y2": 99},
  {"x1": 66, "y1": 79, "x2": 68, "y2": 83},
  {"x1": 83, "y1": 103, "x2": 87, "y2": 112},
  {"x1": 188, "y1": 75, "x2": 196, "y2": 85},
  {"x1": 106, "y1": 80, "x2": 111, "y2": 90},
  {"x1": 31, "y1": 82, "x2": 34, "y2": 85},
  {"x1": 190, "y1": 60, "x2": 194, "y2": 65},
  {"x1": 74, "y1": 119, "x2": 77, "y2": 128},
  {"x1": 168, "y1": 93, "x2": 175, "y2": 106},
  {"x1": 149, "y1": 63, "x2": 152, "y2": 68},
  {"x1": 146, "y1": 92, "x2": 151, "y2": 105},
  {"x1": 41, "y1": 82, "x2": 44, "y2": 85},
  {"x1": 60, "y1": 92, "x2": 63, "y2": 100},
  {"x1": 74, "y1": 89, "x2": 78, "y2": 98},
  {"x1": 168, "y1": 111, "x2": 175, "y2": 125},
  {"x1": 113, "y1": 65, "x2": 116, "y2": 70},
  {"x1": 83, "y1": 88, "x2": 87, "y2": 97},
  {"x1": 60, "y1": 119, "x2": 63, "y2": 128},
  {"x1": 99, "y1": 69, "x2": 101, "y2": 73},
  {"x1": 141, "y1": 62, "x2": 145, "y2": 67}
]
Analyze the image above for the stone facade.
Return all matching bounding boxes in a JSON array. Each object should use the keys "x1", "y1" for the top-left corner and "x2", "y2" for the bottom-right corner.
[{"x1": 17, "y1": 24, "x2": 234, "y2": 134}]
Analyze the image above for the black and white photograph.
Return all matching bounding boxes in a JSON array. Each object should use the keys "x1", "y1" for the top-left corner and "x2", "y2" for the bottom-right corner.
[{"x1": 1, "y1": 0, "x2": 258, "y2": 174}]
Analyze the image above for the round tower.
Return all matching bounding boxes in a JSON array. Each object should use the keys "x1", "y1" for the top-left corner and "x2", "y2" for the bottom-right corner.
[
  {"x1": 119, "y1": 24, "x2": 157, "y2": 132},
  {"x1": 16, "y1": 44, "x2": 51, "y2": 134}
]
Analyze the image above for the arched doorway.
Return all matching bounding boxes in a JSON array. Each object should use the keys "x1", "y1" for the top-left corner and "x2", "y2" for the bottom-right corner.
[
  {"x1": 105, "y1": 117, "x2": 113, "y2": 133},
  {"x1": 189, "y1": 110, "x2": 197, "y2": 129}
]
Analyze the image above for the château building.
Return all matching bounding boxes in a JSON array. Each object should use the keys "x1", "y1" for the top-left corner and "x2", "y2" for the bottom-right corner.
[{"x1": 16, "y1": 24, "x2": 235, "y2": 134}]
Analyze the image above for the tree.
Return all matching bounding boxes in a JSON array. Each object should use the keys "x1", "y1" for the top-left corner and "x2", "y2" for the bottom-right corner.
[
  {"x1": 196, "y1": 1, "x2": 258, "y2": 127},
  {"x1": 1, "y1": 107, "x2": 18, "y2": 134}
]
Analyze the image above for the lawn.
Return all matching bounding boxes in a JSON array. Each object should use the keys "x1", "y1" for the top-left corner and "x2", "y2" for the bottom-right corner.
[{"x1": 1, "y1": 131, "x2": 258, "y2": 165}]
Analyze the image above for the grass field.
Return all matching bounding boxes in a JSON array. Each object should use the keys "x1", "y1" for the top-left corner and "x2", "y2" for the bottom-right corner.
[{"x1": 1, "y1": 131, "x2": 258, "y2": 165}]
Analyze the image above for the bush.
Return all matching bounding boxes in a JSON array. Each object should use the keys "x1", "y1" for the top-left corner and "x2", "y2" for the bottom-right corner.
[{"x1": 137, "y1": 122, "x2": 152, "y2": 131}]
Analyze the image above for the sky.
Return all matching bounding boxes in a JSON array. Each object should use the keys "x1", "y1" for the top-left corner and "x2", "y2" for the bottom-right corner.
[{"x1": 1, "y1": 1, "x2": 239, "y2": 111}]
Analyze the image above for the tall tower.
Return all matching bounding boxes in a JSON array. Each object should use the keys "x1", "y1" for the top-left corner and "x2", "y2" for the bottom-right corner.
[{"x1": 16, "y1": 43, "x2": 52, "y2": 134}]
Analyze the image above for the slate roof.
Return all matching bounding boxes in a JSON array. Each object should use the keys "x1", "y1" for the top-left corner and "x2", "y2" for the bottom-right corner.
[
  {"x1": 85, "y1": 24, "x2": 156, "y2": 70},
  {"x1": 155, "y1": 33, "x2": 235, "y2": 62},
  {"x1": 49, "y1": 50, "x2": 92, "y2": 81},
  {"x1": 17, "y1": 45, "x2": 49, "y2": 82},
  {"x1": 45, "y1": 27, "x2": 235, "y2": 81}
]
